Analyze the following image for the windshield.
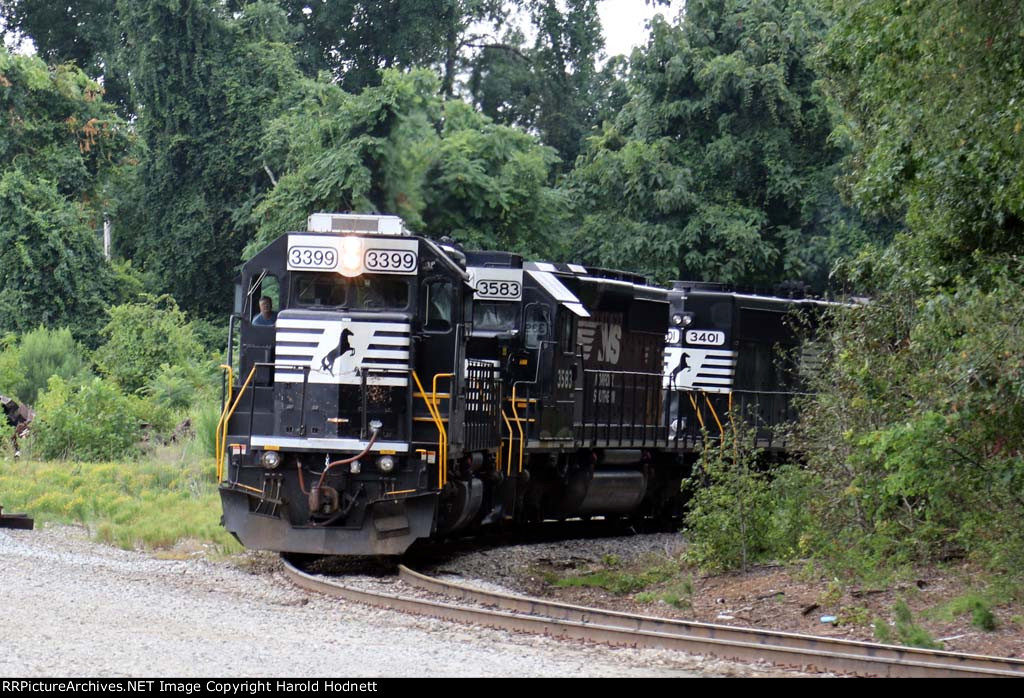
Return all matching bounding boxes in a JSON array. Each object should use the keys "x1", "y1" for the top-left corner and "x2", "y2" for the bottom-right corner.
[
  {"x1": 472, "y1": 302, "x2": 519, "y2": 332},
  {"x1": 292, "y1": 273, "x2": 409, "y2": 310}
]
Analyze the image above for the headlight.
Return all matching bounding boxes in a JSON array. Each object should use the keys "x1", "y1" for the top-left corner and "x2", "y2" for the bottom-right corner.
[
  {"x1": 671, "y1": 313, "x2": 684, "y2": 326},
  {"x1": 377, "y1": 455, "x2": 396, "y2": 473},
  {"x1": 260, "y1": 450, "x2": 281, "y2": 469},
  {"x1": 681, "y1": 312, "x2": 694, "y2": 327},
  {"x1": 340, "y1": 237, "x2": 362, "y2": 277}
]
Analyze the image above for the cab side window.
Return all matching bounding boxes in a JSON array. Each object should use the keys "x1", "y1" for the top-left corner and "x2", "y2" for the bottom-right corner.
[
  {"x1": 422, "y1": 278, "x2": 454, "y2": 332},
  {"x1": 247, "y1": 273, "x2": 279, "y2": 326},
  {"x1": 525, "y1": 306, "x2": 551, "y2": 349},
  {"x1": 558, "y1": 310, "x2": 574, "y2": 354}
]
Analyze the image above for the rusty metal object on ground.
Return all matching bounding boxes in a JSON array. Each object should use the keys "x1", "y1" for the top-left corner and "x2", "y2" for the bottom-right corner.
[{"x1": 0, "y1": 505, "x2": 33, "y2": 530}]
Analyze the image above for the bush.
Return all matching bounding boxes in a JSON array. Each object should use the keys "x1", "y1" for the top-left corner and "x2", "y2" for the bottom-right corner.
[
  {"x1": 0, "y1": 421, "x2": 14, "y2": 459},
  {"x1": 684, "y1": 424, "x2": 813, "y2": 572},
  {"x1": 93, "y1": 295, "x2": 205, "y2": 394},
  {"x1": 32, "y1": 376, "x2": 157, "y2": 461},
  {"x1": 0, "y1": 169, "x2": 116, "y2": 346},
  {"x1": 144, "y1": 361, "x2": 220, "y2": 411},
  {"x1": 797, "y1": 257, "x2": 1024, "y2": 576},
  {"x1": 0, "y1": 326, "x2": 92, "y2": 405},
  {"x1": 190, "y1": 317, "x2": 230, "y2": 357}
]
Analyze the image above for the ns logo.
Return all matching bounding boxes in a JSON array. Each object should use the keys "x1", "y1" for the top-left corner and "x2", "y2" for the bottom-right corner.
[{"x1": 578, "y1": 318, "x2": 622, "y2": 364}]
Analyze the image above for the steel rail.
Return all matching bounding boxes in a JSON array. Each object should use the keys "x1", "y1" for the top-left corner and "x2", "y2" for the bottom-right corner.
[
  {"x1": 397, "y1": 566, "x2": 1024, "y2": 678},
  {"x1": 280, "y1": 557, "x2": 1024, "y2": 678}
]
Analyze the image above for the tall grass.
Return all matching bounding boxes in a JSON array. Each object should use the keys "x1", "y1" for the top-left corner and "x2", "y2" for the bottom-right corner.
[{"x1": 0, "y1": 450, "x2": 240, "y2": 553}]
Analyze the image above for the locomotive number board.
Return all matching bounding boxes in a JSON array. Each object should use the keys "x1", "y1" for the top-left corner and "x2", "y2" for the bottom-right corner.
[
  {"x1": 685, "y1": 329, "x2": 726, "y2": 346},
  {"x1": 468, "y1": 267, "x2": 524, "y2": 301},
  {"x1": 287, "y1": 235, "x2": 419, "y2": 276}
]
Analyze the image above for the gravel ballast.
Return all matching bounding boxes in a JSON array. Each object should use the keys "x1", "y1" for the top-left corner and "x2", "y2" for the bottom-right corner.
[{"x1": 0, "y1": 525, "x2": 789, "y2": 678}]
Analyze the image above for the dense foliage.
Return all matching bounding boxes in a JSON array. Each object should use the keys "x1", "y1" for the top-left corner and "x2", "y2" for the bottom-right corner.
[
  {"x1": 569, "y1": 0, "x2": 875, "y2": 288},
  {"x1": 0, "y1": 51, "x2": 128, "y2": 342},
  {"x1": 114, "y1": 1, "x2": 308, "y2": 315},
  {"x1": 786, "y1": 0, "x2": 1024, "y2": 576},
  {"x1": 245, "y1": 69, "x2": 565, "y2": 259},
  {"x1": 33, "y1": 375, "x2": 157, "y2": 461},
  {"x1": 819, "y1": 0, "x2": 1024, "y2": 276},
  {"x1": 92, "y1": 296, "x2": 205, "y2": 394},
  {"x1": 0, "y1": 327, "x2": 92, "y2": 405},
  {"x1": 797, "y1": 267, "x2": 1024, "y2": 574}
]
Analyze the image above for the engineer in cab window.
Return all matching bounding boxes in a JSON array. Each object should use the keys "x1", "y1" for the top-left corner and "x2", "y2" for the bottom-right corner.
[{"x1": 253, "y1": 296, "x2": 277, "y2": 326}]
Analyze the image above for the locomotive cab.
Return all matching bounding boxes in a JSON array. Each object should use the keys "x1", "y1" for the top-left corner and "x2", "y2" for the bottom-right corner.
[
  {"x1": 662, "y1": 282, "x2": 829, "y2": 450},
  {"x1": 219, "y1": 214, "x2": 477, "y2": 555}
]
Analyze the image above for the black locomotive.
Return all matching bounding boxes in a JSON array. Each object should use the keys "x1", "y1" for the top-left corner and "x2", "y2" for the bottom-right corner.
[{"x1": 217, "y1": 214, "x2": 824, "y2": 555}]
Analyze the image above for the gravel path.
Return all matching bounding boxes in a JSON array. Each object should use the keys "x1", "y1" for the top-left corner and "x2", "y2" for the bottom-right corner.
[{"x1": 0, "y1": 525, "x2": 782, "y2": 678}]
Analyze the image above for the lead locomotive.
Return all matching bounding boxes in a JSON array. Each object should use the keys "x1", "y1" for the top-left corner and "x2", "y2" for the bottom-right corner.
[{"x1": 218, "y1": 214, "x2": 823, "y2": 555}]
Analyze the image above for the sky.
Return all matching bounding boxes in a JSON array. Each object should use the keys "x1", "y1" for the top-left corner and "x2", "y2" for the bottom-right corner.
[{"x1": 599, "y1": 0, "x2": 684, "y2": 58}]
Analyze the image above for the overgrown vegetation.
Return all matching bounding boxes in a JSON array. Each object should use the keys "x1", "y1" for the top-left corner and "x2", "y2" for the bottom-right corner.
[
  {"x1": 683, "y1": 424, "x2": 813, "y2": 572},
  {"x1": 872, "y1": 600, "x2": 943, "y2": 650},
  {"x1": 544, "y1": 555, "x2": 679, "y2": 595},
  {"x1": 0, "y1": 326, "x2": 92, "y2": 405},
  {"x1": 0, "y1": 455, "x2": 239, "y2": 552}
]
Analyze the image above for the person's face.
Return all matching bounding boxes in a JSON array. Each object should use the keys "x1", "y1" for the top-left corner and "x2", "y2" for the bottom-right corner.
[{"x1": 260, "y1": 299, "x2": 272, "y2": 316}]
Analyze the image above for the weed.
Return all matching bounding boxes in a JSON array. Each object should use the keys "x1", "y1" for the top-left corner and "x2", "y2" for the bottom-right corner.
[
  {"x1": 684, "y1": 421, "x2": 813, "y2": 573},
  {"x1": 873, "y1": 618, "x2": 894, "y2": 644},
  {"x1": 972, "y1": 605, "x2": 998, "y2": 631},
  {"x1": 818, "y1": 578, "x2": 844, "y2": 608},
  {"x1": 838, "y1": 605, "x2": 871, "y2": 626},
  {"x1": 891, "y1": 600, "x2": 943, "y2": 649},
  {"x1": 550, "y1": 558, "x2": 677, "y2": 595},
  {"x1": 660, "y1": 577, "x2": 695, "y2": 610},
  {"x1": 929, "y1": 592, "x2": 999, "y2": 631}
]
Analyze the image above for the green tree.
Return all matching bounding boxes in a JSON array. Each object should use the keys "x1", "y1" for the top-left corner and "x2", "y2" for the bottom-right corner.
[
  {"x1": 567, "y1": 0, "x2": 873, "y2": 288},
  {"x1": 0, "y1": 170, "x2": 115, "y2": 343},
  {"x1": 245, "y1": 68, "x2": 441, "y2": 255},
  {"x1": 93, "y1": 295, "x2": 204, "y2": 394},
  {"x1": 275, "y1": 0, "x2": 506, "y2": 95},
  {"x1": 468, "y1": 0, "x2": 606, "y2": 165},
  {"x1": 0, "y1": 0, "x2": 131, "y2": 111},
  {"x1": 421, "y1": 99, "x2": 567, "y2": 257},
  {"x1": 0, "y1": 327, "x2": 92, "y2": 405},
  {"x1": 246, "y1": 69, "x2": 564, "y2": 259},
  {"x1": 819, "y1": 0, "x2": 1024, "y2": 278},
  {"x1": 789, "y1": 1, "x2": 1024, "y2": 576},
  {"x1": 0, "y1": 50, "x2": 131, "y2": 342},
  {"x1": 116, "y1": 0, "x2": 306, "y2": 316},
  {"x1": 0, "y1": 49, "x2": 129, "y2": 210}
]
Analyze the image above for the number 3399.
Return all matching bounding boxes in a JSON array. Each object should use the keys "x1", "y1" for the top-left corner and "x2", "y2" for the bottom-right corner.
[{"x1": 365, "y1": 249, "x2": 417, "y2": 272}]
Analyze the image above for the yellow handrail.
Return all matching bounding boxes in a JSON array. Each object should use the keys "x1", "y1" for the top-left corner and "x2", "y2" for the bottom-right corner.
[
  {"x1": 704, "y1": 392, "x2": 725, "y2": 435},
  {"x1": 216, "y1": 365, "x2": 257, "y2": 482},
  {"x1": 216, "y1": 364, "x2": 234, "y2": 481},
  {"x1": 687, "y1": 392, "x2": 705, "y2": 430},
  {"x1": 432, "y1": 372, "x2": 454, "y2": 481},
  {"x1": 412, "y1": 371, "x2": 446, "y2": 490},
  {"x1": 500, "y1": 409, "x2": 515, "y2": 475},
  {"x1": 509, "y1": 385, "x2": 526, "y2": 473}
]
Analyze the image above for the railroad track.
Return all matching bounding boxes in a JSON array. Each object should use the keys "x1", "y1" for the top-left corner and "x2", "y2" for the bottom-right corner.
[{"x1": 281, "y1": 557, "x2": 1024, "y2": 678}]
